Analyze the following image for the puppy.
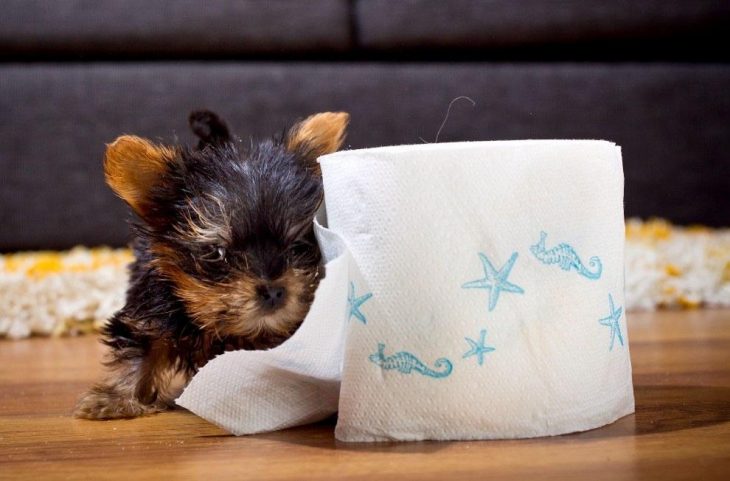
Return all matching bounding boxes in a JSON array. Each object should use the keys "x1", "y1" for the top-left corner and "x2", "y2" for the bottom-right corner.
[{"x1": 74, "y1": 110, "x2": 349, "y2": 419}]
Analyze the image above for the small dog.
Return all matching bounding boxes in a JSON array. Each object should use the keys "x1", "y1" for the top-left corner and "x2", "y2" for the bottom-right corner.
[{"x1": 74, "y1": 110, "x2": 349, "y2": 419}]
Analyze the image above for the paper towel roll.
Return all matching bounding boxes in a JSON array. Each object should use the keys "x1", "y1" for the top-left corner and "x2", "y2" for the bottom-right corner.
[
  {"x1": 319, "y1": 140, "x2": 633, "y2": 441},
  {"x1": 178, "y1": 140, "x2": 634, "y2": 442}
]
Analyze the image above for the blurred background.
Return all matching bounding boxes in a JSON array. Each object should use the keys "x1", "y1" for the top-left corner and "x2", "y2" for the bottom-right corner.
[
  {"x1": 2, "y1": 4, "x2": 730, "y2": 473},
  {"x1": 1, "y1": 0, "x2": 729, "y2": 253}
]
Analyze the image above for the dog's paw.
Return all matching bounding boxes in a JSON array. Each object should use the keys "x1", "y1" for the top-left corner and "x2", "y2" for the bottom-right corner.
[{"x1": 73, "y1": 385, "x2": 166, "y2": 420}]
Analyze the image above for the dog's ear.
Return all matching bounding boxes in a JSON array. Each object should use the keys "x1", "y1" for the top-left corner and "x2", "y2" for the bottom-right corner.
[
  {"x1": 286, "y1": 112, "x2": 349, "y2": 173},
  {"x1": 104, "y1": 135, "x2": 176, "y2": 218},
  {"x1": 189, "y1": 110, "x2": 232, "y2": 149}
]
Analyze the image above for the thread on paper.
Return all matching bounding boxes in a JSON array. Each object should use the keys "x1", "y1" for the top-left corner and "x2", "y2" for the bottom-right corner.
[{"x1": 419, "y1": 96, "x2": 476, "y2": 143}]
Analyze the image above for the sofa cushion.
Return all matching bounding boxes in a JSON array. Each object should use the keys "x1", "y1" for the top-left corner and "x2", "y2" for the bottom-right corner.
[
  {"x1": 1, "y1": 63, "x2": 728, "y2": 250},
  {"x1": 356, "y1": 0, "x2": 730, "y2": 58},
  {"x1": 0, "y1": 0, "x2": 351, "y2": 57}
]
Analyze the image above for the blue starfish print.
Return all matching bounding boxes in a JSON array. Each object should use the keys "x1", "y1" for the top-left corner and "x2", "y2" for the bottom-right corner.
[
  {"x1": 599, "y1": 294, "x2": 624, "y2": 350},
  {"x1": 348, "y1": 281, "x2": 373, "y2": 324},
  {"x1": 463, "y1": 329, "x2": 495, "y2": 366},
  {"x1": 462, "y1": 252, "x2": 524, "y2": 312}
]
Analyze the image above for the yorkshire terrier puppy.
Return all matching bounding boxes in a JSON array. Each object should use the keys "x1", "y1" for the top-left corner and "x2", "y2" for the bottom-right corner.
[{"x1": 74, "y1": 110, "x2": 349, "y2": 419}]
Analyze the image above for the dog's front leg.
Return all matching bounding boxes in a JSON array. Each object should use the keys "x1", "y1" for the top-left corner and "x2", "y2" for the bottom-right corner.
[{"x1": 74, "y1": 316, "x2": 180, "y2": 419}]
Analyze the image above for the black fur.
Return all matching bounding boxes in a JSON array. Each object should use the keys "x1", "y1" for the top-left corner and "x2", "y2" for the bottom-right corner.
[
  {"x1": 138, "y1": 135, "x2": 323, "y2": 284},
  {"x1": 79, "y1": 110, "x2": 329, "y2": 417},
  {"x1": 188, "y1": 110, "x2": 232, "y2": 149}
]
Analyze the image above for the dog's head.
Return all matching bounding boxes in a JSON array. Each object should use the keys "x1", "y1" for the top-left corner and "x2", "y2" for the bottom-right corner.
[{"x1": 104, "y1": 110, "x2": 349, "y2": 340}]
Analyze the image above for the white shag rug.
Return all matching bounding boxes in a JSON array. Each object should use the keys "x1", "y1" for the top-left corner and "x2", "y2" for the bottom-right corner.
[
  {"x1": 624, "y1": 219, "x2": 730, "y2": 310},
  {"x1": 1, "y1": 219, "x2": 729, "y2": 339},
  {"x1": 0, "y1": 247, "x2": 131, "y2": 339}
]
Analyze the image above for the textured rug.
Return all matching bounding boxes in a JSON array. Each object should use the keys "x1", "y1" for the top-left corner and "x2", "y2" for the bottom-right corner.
[{"x1": 1, "y1": 219, "x2": 729, "y2": 339}]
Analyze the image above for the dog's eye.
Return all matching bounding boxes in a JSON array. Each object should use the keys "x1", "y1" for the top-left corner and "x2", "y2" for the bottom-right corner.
[
  {"x1": 288, "y1": 240, "x2": 312, "y2": 257},
  {"x1": 200, "y1": 245, "x2": 227, "y2": 263}
]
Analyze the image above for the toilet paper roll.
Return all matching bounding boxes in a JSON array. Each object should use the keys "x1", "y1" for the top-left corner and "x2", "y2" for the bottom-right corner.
[
  {"x1": 320, "y1": 140, "x2": 633, "y2": 441},
  {"x1": 177, "y1": 140, "x2": 634, "y2": 442}
]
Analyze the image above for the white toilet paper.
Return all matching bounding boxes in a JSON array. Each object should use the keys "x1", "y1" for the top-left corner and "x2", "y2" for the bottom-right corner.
[
  {"x1": 177, "y1": 140, "x2": 634, "y2": 442},
  {"x1": 322, "y1": 140, "x2": 633, "y2": 441}
]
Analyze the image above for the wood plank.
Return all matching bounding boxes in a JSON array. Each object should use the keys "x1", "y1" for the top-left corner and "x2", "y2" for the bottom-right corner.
[{"x1": 1, "y1": 310, "x2": 729, "y2": 480}]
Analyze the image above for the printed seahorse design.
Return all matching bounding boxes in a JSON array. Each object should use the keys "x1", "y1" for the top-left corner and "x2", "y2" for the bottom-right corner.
[
  {"x1": 368, "y1": 343, "x2": 453, "y2": 379},
  {"x1": 530, "y1": 231, "x2": 602, "y2": 280}
]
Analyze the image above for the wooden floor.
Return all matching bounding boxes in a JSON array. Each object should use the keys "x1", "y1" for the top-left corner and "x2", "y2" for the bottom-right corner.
[{"x1": 1, "y1": 310, "x2": 729, "y2": 481}]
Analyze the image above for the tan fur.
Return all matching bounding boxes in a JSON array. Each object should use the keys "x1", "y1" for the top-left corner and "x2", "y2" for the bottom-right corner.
[
  {"x1": 175, "y1": 195, "x2": 232, "y2": 245},
  {"x1": 104, "y1": 135, "x2": 177, "y2": 216},
  {"x1": 74, "y1": 336, "x2": 180, "y2": 419},
  {"x1": 286, "y1": 112, "x2": 349, "y2": 172},
  {"x1": 74, "y1": 384, "x2": 167, "y2": 420},
  {"x1": 151, "y1": 246, "x2": 316, "y2": 340}
]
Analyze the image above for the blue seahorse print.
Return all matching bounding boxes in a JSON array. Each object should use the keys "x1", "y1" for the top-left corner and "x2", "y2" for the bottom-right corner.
[
  {"x1": 369, "y1": 343, "x2": 453, "y2": 379},
  {"x1": 530, "y1": 231, "x2": 602, "y2": 280}
]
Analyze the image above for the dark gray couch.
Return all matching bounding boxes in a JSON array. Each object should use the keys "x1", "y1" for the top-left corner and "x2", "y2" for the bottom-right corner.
[{"x1": 1, "y1": 1, "x2": 729, "y2": 251}]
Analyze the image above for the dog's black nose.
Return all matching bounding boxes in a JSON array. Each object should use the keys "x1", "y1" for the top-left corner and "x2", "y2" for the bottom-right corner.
[{"x1": 258, "y1": 285, "x2": 286, "y2": 310}]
